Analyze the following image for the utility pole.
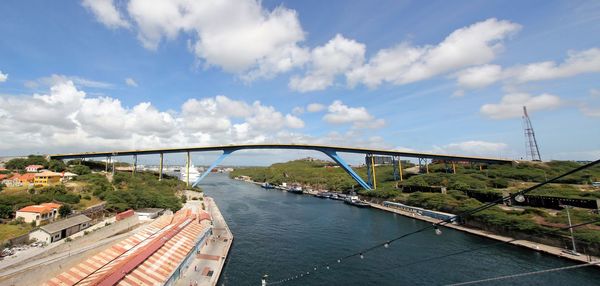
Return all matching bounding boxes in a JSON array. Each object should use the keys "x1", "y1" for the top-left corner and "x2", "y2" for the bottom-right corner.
[{"x1": 561, "y1": 205, "x2": 579, "y2": 255}]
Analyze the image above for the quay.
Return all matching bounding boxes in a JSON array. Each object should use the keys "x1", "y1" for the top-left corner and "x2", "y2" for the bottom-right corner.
[
  {"x1": 176, "y1": 196, "x2": 233, "y2": 286},
  {"x1": 369, "y1": 202, "x2": 600, "y2": 266}
]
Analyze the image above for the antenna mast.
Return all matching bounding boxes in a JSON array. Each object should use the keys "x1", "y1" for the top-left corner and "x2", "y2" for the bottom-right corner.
[{"x1": 522, "y1": 106, "x2": 541, "y2": 161}]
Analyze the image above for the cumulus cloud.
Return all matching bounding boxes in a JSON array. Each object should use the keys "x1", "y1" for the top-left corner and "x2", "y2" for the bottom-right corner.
[
  {"x1": 306, "y1": 103, "x2": 325, "y2": 113},
  {"x1": 289, "y1": 34, "x2": 365, "y2": 92},
  {"x1": 125, "y1": 77, "x2": 138, "y2": 87},
  {"x1": 93, "y1": 0, "x2": 308, "y2": 80},
  {"x1": 347, "y1": 18, "x2": 520, "y2": 88},
  {"x1": 454, "y1": 64, "x2": 503, "y2": 89},
  {"x1": 480, "y1": 93, "x2": 562, "y2": 119},
  {"x1": 323, "y1": 100, "x2": 384, "y2": 129},
  {"x1": 0, "y1": 70, "x2": 7, "y2": 82},
  {"x1": 82, "y1": 0, "x2": 130, "y2": 29},
  {"x1": 455, "y1": 48, "x2": 600, "y2": 89},
  {"x1": 24, "y1": 74, "x2": 113, "y2": 89},
  {"x1": 433, "y1": 140, "x2": 507, "y2": 156},
  {"x1": 0, "y1": 79, "x2": 307, "y2": 152}
]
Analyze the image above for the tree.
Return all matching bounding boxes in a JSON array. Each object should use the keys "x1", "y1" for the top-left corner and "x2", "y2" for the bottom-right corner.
[
  {"x1": 48, "y1": 160, "x2": 66, "y2": 172},
  {"x1": 5, "y1": 158, "x2": 28, "y2": 170},
  {"x1": 69, "y1": 165, "x2": 91, "y2": 175},
  {"x1": 58, "y1": 205, "x2": 72, "y2": 218}
]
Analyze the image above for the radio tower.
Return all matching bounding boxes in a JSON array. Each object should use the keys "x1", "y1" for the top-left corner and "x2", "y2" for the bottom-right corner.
[{"x1": 522, "y1": 106, "x2": 541, "y2": 161}]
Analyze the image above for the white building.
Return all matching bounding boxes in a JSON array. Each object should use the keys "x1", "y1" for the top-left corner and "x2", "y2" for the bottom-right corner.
[
  {"x1": 29, "y1": 214, "x2": 91, "y2": 244},
  {"x1": 134, "y1": 208, "x2": 164, "y2": 221},
  {"x1": 15, "y1": 203, "x2": 61, "y2": 226}
]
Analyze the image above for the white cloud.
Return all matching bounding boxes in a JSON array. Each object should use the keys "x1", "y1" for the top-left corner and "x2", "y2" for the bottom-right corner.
[
  {"x1": 323, "y1": 100, "x2": 384, "y2": 129},
  {"x1": 0, "y1": 78, "x2": 307, "y2": 152},
  {"x1": 480, "y1": 93, "x2": 562, "y2": 119},
  {"x1": 454, "y1": 64, "x2": 503, "y2": 89},
  {"x1": 0, "y1": 70, "x2": 7, "y2": 82},
  {"x1": 291, "y1": 106, "x2": 304, "y2": 115},
  {"x1": 433, "y1": 140, "x2": 507, "y2": 156},
  {"x1": 24, "y1": 74, "x2": 113, "y2": 89},
  {"x1": 590, "y1": 88, "x2": 600, "y2": 98},
  {"x1": 306, "y1": 103, "x2": 325, "y2": 113},
  {"x1": 455, "y1": 48, "x2": 600, "y2": 89},
  {"x1": 289, "y1": 34, "x2": 365, "y2": 92},
  {"x1": 119, "y1": 0, "x2": 308, "y2": 80},
  {"x1": 125, "y1": 77, "x2": 138, "y2": 87},
  {"x1": 347, "y1": 18, "x2": 520, "y2": 88},
  {"x1": 82, "y1": 0, "x2": 130, "y2": 29}
]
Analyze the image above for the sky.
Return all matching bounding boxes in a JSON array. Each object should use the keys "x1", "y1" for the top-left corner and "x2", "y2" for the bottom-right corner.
[{"x1": 0, "y1": 0, "x2": 599, "y2": 165}]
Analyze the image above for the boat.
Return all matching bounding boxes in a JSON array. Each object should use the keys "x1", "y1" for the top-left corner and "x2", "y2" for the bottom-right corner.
[
  {"x1": 261, "y1": 182, "x2": 275, "y2": 189},
  {"x1": 314, "y1": 192, "x2": 332, "y2": 198},
  {"x1": 344, "y1": 196, "x2": 370, "y2": 208},
  {"x1": 180, "y1": 164, "x2": 201, "y2": 183},
  {"x1": 287, "y1": 186, "x2": 304, "y2": 194}
]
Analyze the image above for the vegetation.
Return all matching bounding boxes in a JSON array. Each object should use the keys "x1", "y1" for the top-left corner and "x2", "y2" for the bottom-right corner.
[
  {"x1": 74, "y1": 171, "x2": 186, "y2": 212},
  {"x1": 5, "y1": 155, "x2": 48, "y2": 170},
  {"x1": 58, "y1": 205, "x2": 72, "y2": 217},
  {"x1": 232, "y1": 159, "x2": 600, "y2": 245},
  {"x1": 0, "y1": 223, "x2": 33, "y2": 243}
]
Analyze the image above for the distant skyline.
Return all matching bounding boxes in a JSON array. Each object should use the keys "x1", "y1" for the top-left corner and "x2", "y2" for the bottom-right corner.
[{"x1": 0, "y1": 0, "x2": 599, "y2": 165}]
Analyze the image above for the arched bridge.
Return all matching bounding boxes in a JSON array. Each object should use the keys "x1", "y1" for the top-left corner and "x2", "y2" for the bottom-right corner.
[{"x1": 48, "y1": 144, "x2": 513, "y2": 190}]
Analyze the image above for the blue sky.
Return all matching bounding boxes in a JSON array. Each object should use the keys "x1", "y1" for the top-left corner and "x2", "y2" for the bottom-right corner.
[{"x1": 0, "y1": 0, "x2": 599, "y2": 165}]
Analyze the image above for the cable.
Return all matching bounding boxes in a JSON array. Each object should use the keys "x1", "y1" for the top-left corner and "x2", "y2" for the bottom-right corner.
[
  {"x1": 445, "y1": 261, "x2": 600, "y2": 286},
  {"x1": 267, "y1": 159, "x2": 600, "y2": 285}
]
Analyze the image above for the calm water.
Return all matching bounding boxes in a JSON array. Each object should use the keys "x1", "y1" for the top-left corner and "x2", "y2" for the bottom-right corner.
[{"x1": 199, "y1": 173, "x2": 600, "y2": 286}]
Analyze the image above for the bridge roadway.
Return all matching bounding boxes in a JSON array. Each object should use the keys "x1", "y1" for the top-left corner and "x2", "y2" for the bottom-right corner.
[
  {"x1": 48, "y1": 143, "x2": 511, "y2": 163},
  {"x1": 48, "y1": 144, "x2": 513, "y2": 190}
]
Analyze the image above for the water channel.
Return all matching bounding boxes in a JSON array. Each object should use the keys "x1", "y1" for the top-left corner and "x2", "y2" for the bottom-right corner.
[{"x1": 198, "y1": 173, "x2": 600, "y2": 285}]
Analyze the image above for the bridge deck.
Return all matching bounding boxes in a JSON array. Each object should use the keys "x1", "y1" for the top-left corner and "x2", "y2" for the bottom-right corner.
[{"x1": 48, "y1": 144, "x2": 512, "y2": 164}]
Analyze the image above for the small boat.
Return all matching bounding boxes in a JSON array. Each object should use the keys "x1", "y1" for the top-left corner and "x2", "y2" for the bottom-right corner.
[
  {"x1": 314, "y1": 192, "x2": 332, "y2": 198},
  {"x1": 344, "y1": 196, "x2": 370, "y2": 208},
  {"x1": 287, "y1": 186, "x2": 303, "y2": 194},
  {"x1": 261, "y1": 182, "x2": 275, "y2": 189}
]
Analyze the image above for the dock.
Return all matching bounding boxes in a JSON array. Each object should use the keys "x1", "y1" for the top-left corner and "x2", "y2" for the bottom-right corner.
[{"x1": 177, "y1": 197, "x2": 233, "y2": 286}]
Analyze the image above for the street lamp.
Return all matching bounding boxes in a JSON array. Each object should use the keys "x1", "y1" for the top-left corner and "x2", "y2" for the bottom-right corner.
[{"x1": 560, "y1": 205, "x2": 580, "y2": 256}]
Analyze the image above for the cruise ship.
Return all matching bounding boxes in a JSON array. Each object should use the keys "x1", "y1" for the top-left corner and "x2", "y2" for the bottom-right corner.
[{"x1": 180, "y1": 164, "x2": 202, "y2": 183}]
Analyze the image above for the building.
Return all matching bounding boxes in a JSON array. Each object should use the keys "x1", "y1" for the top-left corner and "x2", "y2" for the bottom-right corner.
[
  {"x1": 29, "y1": 214, "x2": 91, "y2": 244},
  {"x1": 1, "y1": 173, "x2": 35, "y2": 187},
  {"x1": 135, "y1": 208, "x2": 164, "y2": 220},
  {"x1": 25, "y1": 165, "x2": 44, "y2": 172},
  {"x1": 44, "y1": 209, "x2": 212, "y2": 286},
  {"x1": 34, "y1": 171, "x2": 62, "y2": 187},
  {"x1": 15, "y1": 202, "x2": 62, "y2": 226},
  {"x1": 60, "y1": 171, "x2": 78, "y2": 182}
]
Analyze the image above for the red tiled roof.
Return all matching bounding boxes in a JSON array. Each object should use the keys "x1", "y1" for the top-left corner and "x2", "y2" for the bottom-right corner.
[
  {"x1": 18, "y1": 205, "x2": 53, "y2": 214},
  {"x1": 35, "y1": 171, "x2": 62, "y2": 177},
  {"x1": 41, "y1": 202, "x2": 62, "y2": 209}
]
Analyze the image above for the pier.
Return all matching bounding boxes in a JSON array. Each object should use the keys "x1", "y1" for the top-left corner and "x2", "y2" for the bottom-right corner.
[{"x1": 177, "y1": 196, "x2": 233, "y2": 286}]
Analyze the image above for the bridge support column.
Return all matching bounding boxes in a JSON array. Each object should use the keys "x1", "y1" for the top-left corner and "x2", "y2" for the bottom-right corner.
[
  {"x1": 320, "y1": 149, "x2": 372, "y2": 190},
  {"x1": 192, "y1": 149, "x2": 236, "y2": 188},
  {"x1": 132, "y1": 155, "x2": 137, "y2": 176},
  {"x1": 159, "y1": 153, "x2": 163, "y2": 181},
  {"x1": 365, "y1": 154, "x2": 377, "y2": 189},
  {"x1": 186, "y1": 152, "x2": 191, "y2": 187},
  {"x1": 452, "y1": 162, "x2": 456, "y2": 174},
  {"x1": 105, "y1": 156, "x2": 109, "y2": 173},
  {"x1": 111, "y1": 156, "x2": 115, "y2": 176}
]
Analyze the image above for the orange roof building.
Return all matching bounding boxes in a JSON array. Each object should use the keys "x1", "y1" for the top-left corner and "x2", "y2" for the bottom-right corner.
[{"x1": 16, "y1": 203, "x2": 62, "y2": 226}]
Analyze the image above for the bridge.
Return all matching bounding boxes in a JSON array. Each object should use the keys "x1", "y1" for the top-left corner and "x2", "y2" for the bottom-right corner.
[{"x1": 48, "y1": 144, "x2": 513, "y2": 190}]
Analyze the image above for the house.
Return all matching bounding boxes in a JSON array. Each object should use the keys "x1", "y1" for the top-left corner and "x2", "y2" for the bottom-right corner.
[
  {"x1": 34, "y1": 171, "x2": 62, "y2": 187},
  {"x1": 60, "y1": 172, "x2": 78, "y2": 182},
  {"x1": 25, "y1": 165, "x2": 44, "y2": 172},
  {"x1": 1, "y1": 173, "x2": 35, "y2": 187},
  {"x1": 135, "y1": 208, "x2": 164, "y2": 221},
  {"x1": 29, "y1": 214, "x2": 91, "y2": 243},
  {"x1": 16, "y1": 203, "x2": 62, "y2": 226}
]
